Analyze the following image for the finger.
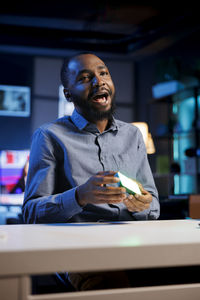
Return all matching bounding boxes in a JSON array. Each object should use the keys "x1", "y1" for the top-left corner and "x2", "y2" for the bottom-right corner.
[
  {"x1": 94, "y1": 186, "x2": 126, "y2": 195},
  {"x1": 134, "y1": 192, "x2": 152, "y2": 204},
  {"x1": 93, "y1": 175, "x2": 120, "y2": 186},
  {"x1": 125, "y1": 201, "x2": 149, "y2": 212},
  {"x1": 95, "y1": 193, "x2": 127, "y2": 202},
  {"x1": 124, "y1": 197, "x2": 150, "y2": 212},
  {"x1": 134, "y1": 200, "x2": 150, "y2": 211},
  {"x1": 94, "y1": 199, "x2": 124, "y2": 204},
  {"x1": 137, "y1": 181, "x2": 144, "y2": 191},
  {"x1": 124, "y1": 198, "x2": 136, "y2": 211}
]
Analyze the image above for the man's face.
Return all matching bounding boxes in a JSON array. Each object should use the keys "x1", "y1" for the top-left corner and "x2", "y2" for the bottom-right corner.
[{"x1": 65, "y1": 54, "x2": 116, "y2": 121}]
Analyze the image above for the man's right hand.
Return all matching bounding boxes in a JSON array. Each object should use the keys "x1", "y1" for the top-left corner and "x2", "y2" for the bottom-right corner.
[{"x1": 76, "y1": 171, "x2": 127, "y2": 207}]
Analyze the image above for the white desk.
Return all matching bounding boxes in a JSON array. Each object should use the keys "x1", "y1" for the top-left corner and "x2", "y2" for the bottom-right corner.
[{"x1": 0, "y1": 219, "x2": 200, "y2": 300}]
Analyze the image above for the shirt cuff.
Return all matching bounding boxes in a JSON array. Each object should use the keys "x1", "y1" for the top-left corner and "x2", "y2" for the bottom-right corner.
[{"x1": 61, "y1": 187, "x2": 83, "y2": 219}]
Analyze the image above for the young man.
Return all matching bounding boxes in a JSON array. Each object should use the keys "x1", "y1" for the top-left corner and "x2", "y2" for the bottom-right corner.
[{"x1": 23, "y1": 53, "x2": 159, "y2": 289}]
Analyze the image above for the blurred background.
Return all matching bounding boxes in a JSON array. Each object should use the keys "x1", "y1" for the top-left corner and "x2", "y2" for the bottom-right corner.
[{"x1": 1, "y1": 0, "x2": 200, "y2": 223}]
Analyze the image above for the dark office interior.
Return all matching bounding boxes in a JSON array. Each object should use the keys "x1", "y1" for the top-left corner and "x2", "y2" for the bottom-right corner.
[{"x1": 1, "y1": 1, "x2": 200, "y2": 223}]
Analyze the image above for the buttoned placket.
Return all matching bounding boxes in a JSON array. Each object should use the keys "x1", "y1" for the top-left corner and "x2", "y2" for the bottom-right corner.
[
  {"x1": 95, "y1": 132, "x2": 121, "y2": 219},
  {"x1": 81, "y1": 119, "x2": 122, "y2": 220},
  {"x1": 95, "y1": 133, "x2": 106, "y2": 170}
]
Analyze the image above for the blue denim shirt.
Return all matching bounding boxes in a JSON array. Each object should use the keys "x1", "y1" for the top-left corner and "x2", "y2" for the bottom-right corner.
[{"x1": 23, "y1": 109, "x2": 159, "y2": 223}]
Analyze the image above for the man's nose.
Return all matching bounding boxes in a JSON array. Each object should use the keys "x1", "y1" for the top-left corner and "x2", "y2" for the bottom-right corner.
[{"x1": 92, "y1": 75, "x2": 104, "y2": 87}]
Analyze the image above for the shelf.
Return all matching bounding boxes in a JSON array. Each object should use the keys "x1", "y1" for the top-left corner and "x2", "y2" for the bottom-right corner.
[
  {"x1": 149, "y1": 85, "x2": 200, "y2": 104},
  {"x1": 149, "y1": 85, "x2": 200, "y2": 194},
  {"x1": 168, "y1": 194, "x2": 189, "y2": 200}
]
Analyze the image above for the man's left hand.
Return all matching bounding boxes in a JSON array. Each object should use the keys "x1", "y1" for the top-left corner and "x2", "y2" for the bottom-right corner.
[{"x1": 123, "y1": 184, "x2": 152, "y2": 212}]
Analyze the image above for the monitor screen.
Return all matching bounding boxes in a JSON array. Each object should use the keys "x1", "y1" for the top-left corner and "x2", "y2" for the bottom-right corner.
[
  {"x1": 0, "y1": 85, "x2": 31, "y2": 117},
  {"x1": 0, "y1": 150, "x2": 29, "y2": 205}
]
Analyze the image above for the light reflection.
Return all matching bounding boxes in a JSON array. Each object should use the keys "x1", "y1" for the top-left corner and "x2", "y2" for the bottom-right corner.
[{"x1": 120, "y1": 237, "x2": 141, "y2": 247}]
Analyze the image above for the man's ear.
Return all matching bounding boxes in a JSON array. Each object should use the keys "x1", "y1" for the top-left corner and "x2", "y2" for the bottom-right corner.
[{"x1": 63, "y1": 88, "x2": 72, "y2": 102}]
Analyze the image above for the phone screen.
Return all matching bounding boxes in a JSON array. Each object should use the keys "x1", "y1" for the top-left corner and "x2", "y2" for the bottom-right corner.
[{"x1": 117, "y1": 172, "x2": 142, "y2": 195}]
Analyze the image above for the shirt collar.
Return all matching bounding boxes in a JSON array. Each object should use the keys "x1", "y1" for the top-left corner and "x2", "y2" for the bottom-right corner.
[
  {"x1": 70, "y1": 109, "x2": 89, "y2": 130},
  {"x1": 70, "y1": 108, "x2": 118, "y2": 133}
]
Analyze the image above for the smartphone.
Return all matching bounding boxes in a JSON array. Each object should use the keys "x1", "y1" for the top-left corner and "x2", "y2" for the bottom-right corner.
[{"x1": 116, "y1": 172, "x2": 142, "y2": 195}]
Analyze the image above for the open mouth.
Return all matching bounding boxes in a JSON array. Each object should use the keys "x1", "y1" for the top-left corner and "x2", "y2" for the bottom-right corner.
[{"x1": 91, "y1": 92, "x2": 109, "y2": 104}]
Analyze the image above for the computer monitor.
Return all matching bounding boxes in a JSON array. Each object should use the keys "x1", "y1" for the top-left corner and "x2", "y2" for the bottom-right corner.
[
  {"x1": 0, "y1": 150, "x2": 29, "y2": 205},
  {"x1": 0, "y1": 84, "x2": 31, "y2": 117}
]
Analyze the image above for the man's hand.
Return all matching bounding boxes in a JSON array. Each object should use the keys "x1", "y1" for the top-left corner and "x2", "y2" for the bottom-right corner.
[
  {"x1": 123, "y1": 183, "x2": 152, "y2": 212},
  {"x1": 76, "y1": 171, "x2": 127, "y2": 207}
]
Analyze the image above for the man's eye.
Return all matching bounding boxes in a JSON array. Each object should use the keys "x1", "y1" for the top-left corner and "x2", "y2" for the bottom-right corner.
[
  {"x1": 79, "y1": 75, "x2": 91, "y2": 82},
  {"x1": 100, "y1": 71, "x2": 109, "y2": 76}
]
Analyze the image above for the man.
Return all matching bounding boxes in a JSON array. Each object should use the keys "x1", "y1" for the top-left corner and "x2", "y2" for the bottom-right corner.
[{"x1": 23, "y1": 53, "x2": 159, "y2": 290}]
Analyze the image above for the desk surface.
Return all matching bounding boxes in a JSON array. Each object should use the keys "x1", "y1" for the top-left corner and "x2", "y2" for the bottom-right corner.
[{"x1": 0, "y1": 220, "x2": 200, "y2": 276}]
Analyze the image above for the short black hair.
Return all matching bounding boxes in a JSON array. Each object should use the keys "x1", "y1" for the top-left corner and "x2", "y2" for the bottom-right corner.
[
  {"x1": 60, "y1": 57, "x2": 70, "y2": 88},
  {"x1": 60, "y1": 51, "x2": 98, "y2": 88}
]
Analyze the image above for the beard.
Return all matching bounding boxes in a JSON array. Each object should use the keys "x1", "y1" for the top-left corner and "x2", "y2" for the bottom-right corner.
[{"x1": 71, "y1": 93, "x2": 116, "y2": 122}]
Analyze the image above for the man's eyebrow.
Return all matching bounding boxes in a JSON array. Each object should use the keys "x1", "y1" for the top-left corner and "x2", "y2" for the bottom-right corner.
[
  {"x1": 97, "y1": 65, "x2": 107, "y2": 70},
  {"x1": 76, "y1": 65, "x2": 108, "y2": 78}
]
